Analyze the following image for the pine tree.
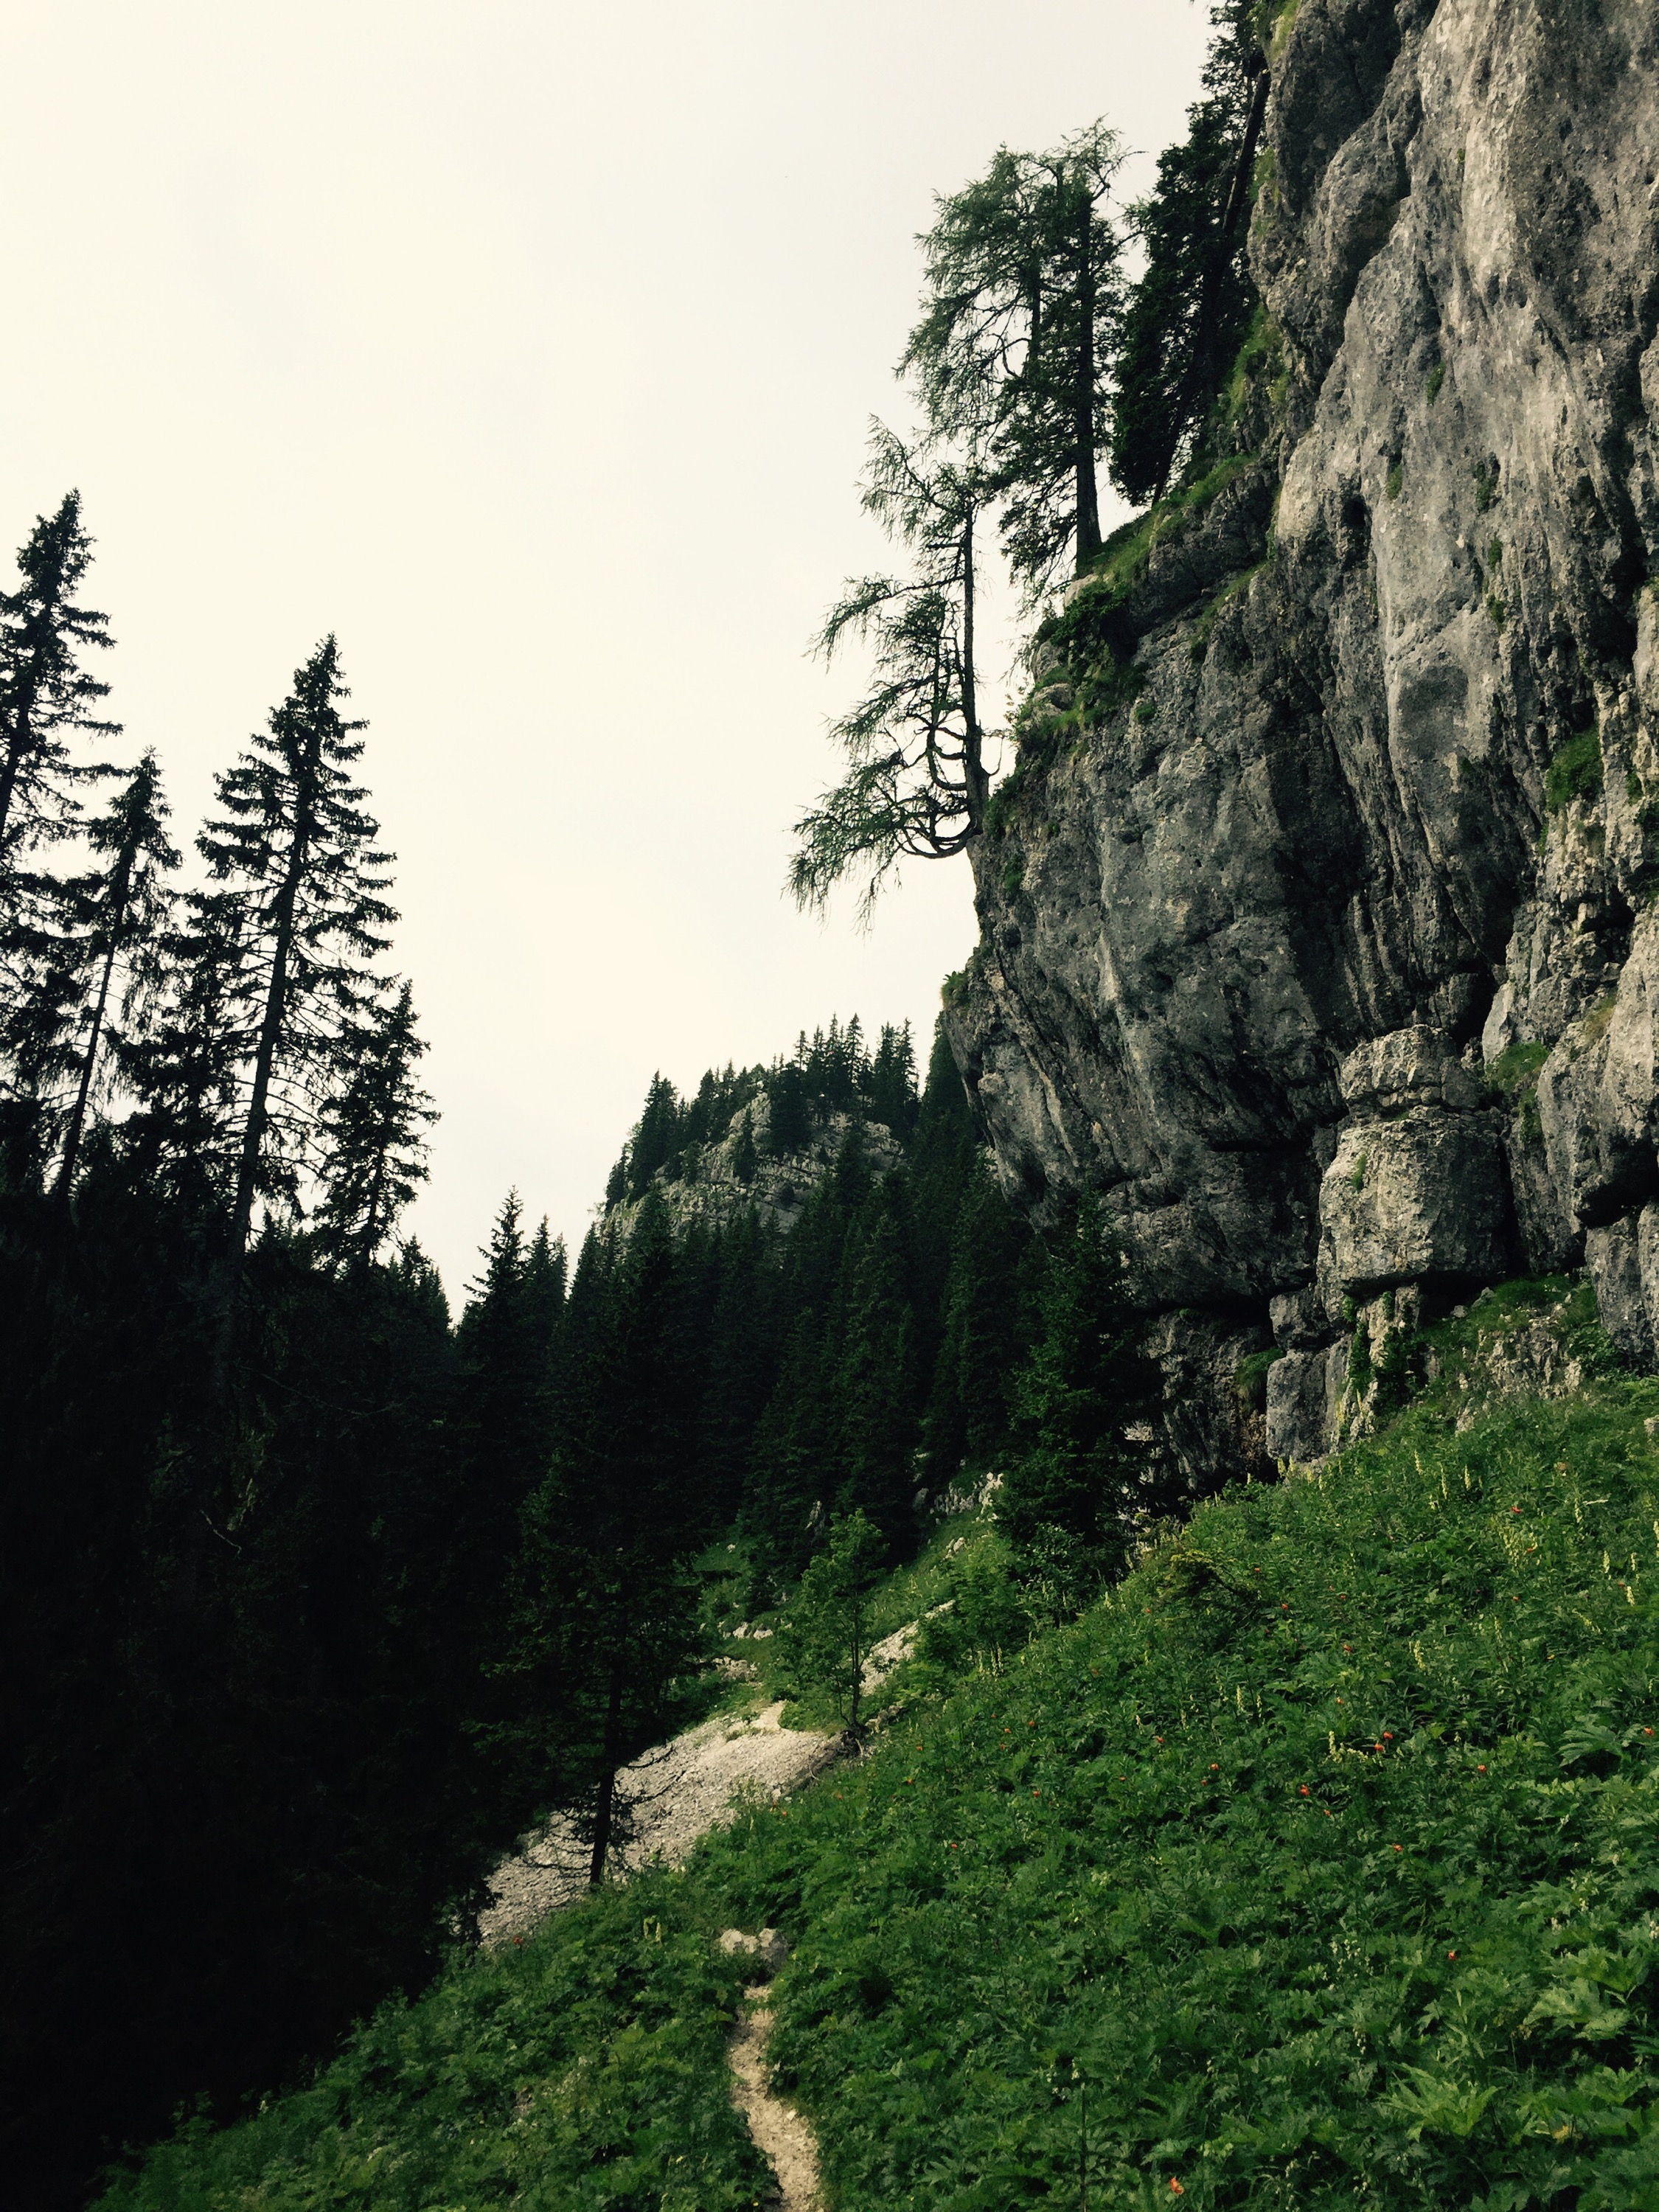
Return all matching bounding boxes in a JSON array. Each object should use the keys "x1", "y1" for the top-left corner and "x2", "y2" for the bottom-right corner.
[
  {"x1": 0, "y1": 491, "x2": 120, "y2": 870},
  {"x1": 313, "y1": 980, "x2": 435, "y2": 1269},
  {"x1": 198, "y1": 636, "x2": 397, "y2": 1267}
]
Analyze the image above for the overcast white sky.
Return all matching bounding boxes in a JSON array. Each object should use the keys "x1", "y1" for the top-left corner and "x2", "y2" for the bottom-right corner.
[{"x1": 1, "y1": 0, "x2": 1210, "y2": 1296}]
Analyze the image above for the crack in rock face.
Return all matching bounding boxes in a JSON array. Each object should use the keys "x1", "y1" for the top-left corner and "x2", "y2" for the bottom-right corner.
[
  {"x1": 947, "y1": 0, "x2": 1659, "y2": 1481},
  {"x1": 721, "y1": 1930, "x2": 824, "y2": 2212}
]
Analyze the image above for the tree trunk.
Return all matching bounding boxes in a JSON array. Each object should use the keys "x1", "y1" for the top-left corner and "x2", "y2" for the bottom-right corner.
[
  {"x1": 359, "y1": 1148, "x2": 388, "y2": 1271},
  {"x1": 55, "y1": 846, "x2": 134, "y2": 1200},
  {"x1": 588, "y1": 1664, "x2": 625, "y2": 1886},
  {"x1": 0, "y1": 668, "x2": 39, "y2": 853},
  {"x1": 212, "y1": 747, "x2": 321, "y2": 1395},
  {"x1": 961, "y1": 515, "x2": 987, "y2": 830},
  {"x1": 1074, "y1": 207, "x2": 1101, "y2": 573}
]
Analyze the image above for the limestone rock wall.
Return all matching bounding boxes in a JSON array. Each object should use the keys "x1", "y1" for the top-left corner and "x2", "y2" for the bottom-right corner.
[{"x1": 947, "y1": 0, "x2": 1659, "y2": 1472}]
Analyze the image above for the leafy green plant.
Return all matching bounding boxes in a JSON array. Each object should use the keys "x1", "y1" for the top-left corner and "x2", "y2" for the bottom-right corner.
[
  {"x1": 95, "y1": 1879, "x2": 772, "y2": 2212},
  {"x1": 1386, "y1": 461, "x2": 1404, "y2": 501},
  {"x1": 1546, "y1": 728, "x2": 1604, "y2": 813},
  {"x1": 1427, "y1": 361, "x2": 1445, "y2": 403},
  {"x1": 1234, "y1": 1345, "x2": 1285, "y2": 1412}
]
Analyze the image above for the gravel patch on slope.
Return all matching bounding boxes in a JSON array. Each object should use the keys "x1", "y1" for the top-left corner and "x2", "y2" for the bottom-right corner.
[{"x1": 479, "y1": 1700, "x2": 841, "y2": 1946}]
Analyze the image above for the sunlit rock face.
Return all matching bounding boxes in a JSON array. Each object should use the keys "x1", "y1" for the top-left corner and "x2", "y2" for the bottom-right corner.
[{"x1": 947, "y1": 0, "x2": 1659, "y2": 1474}]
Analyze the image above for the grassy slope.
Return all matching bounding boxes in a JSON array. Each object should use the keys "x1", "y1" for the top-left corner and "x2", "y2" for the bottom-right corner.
[{"x1": 101, "y1": 1282, "x2": 1659, "y2": 2209}]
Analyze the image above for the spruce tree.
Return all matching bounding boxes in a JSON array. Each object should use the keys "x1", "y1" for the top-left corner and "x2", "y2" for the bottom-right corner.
[
  {"x1": 782, "y1": 1509, "x2": 886, "y2": 1735},
  {"x1": 765, "y1": 1058, "x2": 812, "y2": 1154},
  {"x1": 0, "y1": 491, "x2": 119, "y2": 869},
  {"x1": 0, "y1": 926, "x2": 86, "y2": 1189},
  {"x1": 923, "y1": 1149, "x2": 1034, "y2": 1478},
  {"x1": 51, "y1": 753, "x2": 180, "y2": 1197},
  {"x1": 745, "y1": 1308, "x2": 839, "y2": 1596},
  {"x1": 696, "y1": 1206, "x2": 776, "y2": 1526},
  {"x1": 834, "y1": 1192, "x2": 919, "y2": 1540},
  {"x1": 197, "y1": 635, "x2": 396, "y2": 1267},
  {"x1": 535, "y1": 1197, "x2": 705, "y2": 1882},
  {"x1": 122, "y1": 889, "x2": 247, "y2": 1211},
  {"x1": 313, "y1": 980, "x2": 435, "y2": 1269},
  {"x1": 1000, "y1": 1194, "x2": 1159, "y2": 1612},
  {"x1": 524, "y1": 1217, "x2": 568, "y2": 1352},
  {"x1": 454, "y1": 1190, "x2": 552, "y2": 1512},
  {"x1": 731, "y1": 1114, "x2": 758, "y2": 1185},
  {"x1": 865, "y1": 1020, "x2": 919, "y2": 1138}
]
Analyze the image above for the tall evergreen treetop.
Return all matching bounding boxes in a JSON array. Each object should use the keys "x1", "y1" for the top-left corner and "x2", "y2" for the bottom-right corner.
[
  {"x1": 198, "y1": 636, "x2": 397, "y2": 1258},
  {"x1": 0, "y1": 491, "x2": 120, "y2": 867}
]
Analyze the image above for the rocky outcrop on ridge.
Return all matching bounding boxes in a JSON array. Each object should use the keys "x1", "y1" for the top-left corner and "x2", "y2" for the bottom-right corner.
[
  {"x1": 946, "y1": 0, "x2": 1659, "y2": 1475},
  {"x1": 605, "y1": 1096, "x2": 902, "y2": 1242}
]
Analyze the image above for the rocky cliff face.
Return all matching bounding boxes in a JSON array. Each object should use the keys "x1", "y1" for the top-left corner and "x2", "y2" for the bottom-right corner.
[{"x1": 947, "y1": 0, "x2": 1659, "y2": 1478}]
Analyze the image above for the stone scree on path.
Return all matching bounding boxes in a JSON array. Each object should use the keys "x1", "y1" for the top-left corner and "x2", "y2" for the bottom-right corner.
[
  {"x1": 478, "y1": 1700, "x2": 841, "y2": 1947},
  {"x1": 480, "y1": 1621, "x2": 926, "y2": 1945}
]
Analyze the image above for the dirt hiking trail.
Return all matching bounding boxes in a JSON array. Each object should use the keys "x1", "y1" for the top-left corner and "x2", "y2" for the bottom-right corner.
[{"x1": 722, "y1": 1929, "x2": 824, "y2": 2212}]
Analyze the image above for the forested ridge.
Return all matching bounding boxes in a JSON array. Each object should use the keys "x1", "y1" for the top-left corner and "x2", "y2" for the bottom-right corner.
[{"x1": 1, "y1": 7, "x2": 1288, "y2": 2202}]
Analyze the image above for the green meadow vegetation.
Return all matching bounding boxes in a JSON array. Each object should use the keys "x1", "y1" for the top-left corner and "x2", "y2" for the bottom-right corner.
[{"x1": 101, "y1": 1282, "x2": 1659, "y2": 2209}]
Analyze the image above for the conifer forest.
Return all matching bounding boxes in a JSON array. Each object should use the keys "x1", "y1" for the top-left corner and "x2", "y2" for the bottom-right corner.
[{"x1": 15, "y1": 0, "x2": 1659, "y2": 2205}]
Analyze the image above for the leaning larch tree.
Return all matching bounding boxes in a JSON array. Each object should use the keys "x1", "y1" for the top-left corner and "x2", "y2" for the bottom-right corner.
[{"x1": 791, "y1": 122, "x2": 1122, "y2": 917}]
